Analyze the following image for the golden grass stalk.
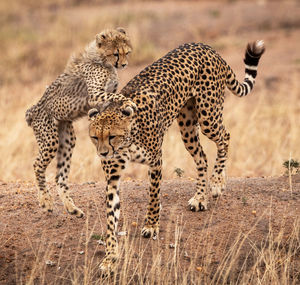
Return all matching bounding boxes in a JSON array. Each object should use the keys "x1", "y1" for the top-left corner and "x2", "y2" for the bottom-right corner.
[{"x1": 10, "y1": 200, "x2": 298, "y2": 285}]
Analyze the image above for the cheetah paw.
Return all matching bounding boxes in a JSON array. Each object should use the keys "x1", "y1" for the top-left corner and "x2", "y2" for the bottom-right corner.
[
  {"x1": 119, "y1": 97, "x2": 137, "y2": 110},
  {"x1": 188, "y1": 196, "x2": 208, "y2": 212},
  {"x1": 141, "y1": 224, "x2": 159, "y2": 239},
  {"x1": 210, "y1": 182, "x2": 226, "y2": 198},
  {"x1": 63, "y1": 199, "x2": 84, "y2": 218},
  {"x1": 210, "y1": 172, "x2": 226, "y2": 198},
  {"x1": 99, "y1": 255, "x2": 117, "y2": 277},
  {"x1": 210, "y1": 185, "x2": 222, "y2": 198},
  {"x1": 38, "y1": 192, "x2": 54, "y2": 212}
]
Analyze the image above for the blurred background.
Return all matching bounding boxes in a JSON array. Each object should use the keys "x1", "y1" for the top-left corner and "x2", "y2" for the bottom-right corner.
[{"x1": 0, "y1": 0, "x2": 299, "y2": 183}]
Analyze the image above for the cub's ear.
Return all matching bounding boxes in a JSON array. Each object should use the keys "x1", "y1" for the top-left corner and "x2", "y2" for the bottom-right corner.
[
  {"x1": 96, "y1": 32, "x2": 107, "y2": 48},
  {"x1": 88, "y1": 108, "x2": 99, "y2": 121},
  {"x1": 116, "y1": 27, "x2": 126, "y2": 35},
  {"x1": 121, "y1": 105, "x2": 135, "y2": 118}
]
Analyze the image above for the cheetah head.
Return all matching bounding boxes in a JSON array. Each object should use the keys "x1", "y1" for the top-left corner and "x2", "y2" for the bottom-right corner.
[
  {"x1": 88, "y1": 100, "x2": 135, "y2": 158},
  {"x1": 95, "y1": 27, "x2": 132, "y2": 69}
]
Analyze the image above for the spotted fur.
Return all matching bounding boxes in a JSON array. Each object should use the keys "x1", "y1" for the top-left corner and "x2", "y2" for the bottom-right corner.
[
  {"x1": 25, "y1": 28, "x2": 132, "y2": 217},
  {"x1": 88, "y1": 40, "x2": 265, "y2": 270}
]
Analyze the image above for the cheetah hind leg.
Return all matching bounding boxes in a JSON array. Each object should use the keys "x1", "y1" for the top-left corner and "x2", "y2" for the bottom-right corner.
[
  {"x1": 37, "y1": 185, "x2": 54, "y2": 212},
  {"x1": 32, "y1": 117, "x2": 58, "y2": 213},
  {"x1": 209, "y1": 130, "x2": 230, "y2": 198},
  {"x1": 34, "y1": 156, "x2": 54, "y2": 211},
  {"x1": 56, "y1": 122, "x2": 84, "y2": 218},
  {"x1": 210, "y1": 170, "x2": 226, "y2": 198},
  {"x1": 177, "y1": 98, "x2": 209, "y2": 212}
]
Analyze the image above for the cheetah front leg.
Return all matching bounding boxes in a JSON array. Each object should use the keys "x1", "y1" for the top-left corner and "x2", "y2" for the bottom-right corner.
[
  {"x1": 85, "y1": 70, "x2": 135, "y2": 110},
  {"x1": 56, "y1": 122, "x2": 84, "y2": 218},
  {"x1": 100, "y1": 154, "x2": 128, "y2": 273},
  {"x1": 88, "y1": 92, "x2": 137, "y2": 113},
  {"x1": 141, "y1": 159, "x2": 162, "y2": 238}
]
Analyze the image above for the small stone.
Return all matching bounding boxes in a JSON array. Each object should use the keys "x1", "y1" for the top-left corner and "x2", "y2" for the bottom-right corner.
[
  {"x1": 45, "y1": 260, "x2": 56, "y2": 266},
  {"x1": 55, "y1": 242, "x2": 62, "y2": 248}
]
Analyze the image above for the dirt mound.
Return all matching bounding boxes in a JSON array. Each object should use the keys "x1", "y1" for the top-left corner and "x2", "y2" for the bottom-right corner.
[{"x1": 0, "y1": 177, "x2": 299, "y2": 284}]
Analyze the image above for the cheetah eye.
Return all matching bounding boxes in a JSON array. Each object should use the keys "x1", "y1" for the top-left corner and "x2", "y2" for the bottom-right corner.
[
  {"x1": 109, "y1": 135, "x2": 116, "y2": 140},
  {"x1": 91, "y1": 136, "x2": 98, "y2": 141},
  {"x1": 113, "y1": 53, "x2": 119, "y2": 57},
  {"x1": 125, "y1": 51, "x2": 131, "y2": 55}
]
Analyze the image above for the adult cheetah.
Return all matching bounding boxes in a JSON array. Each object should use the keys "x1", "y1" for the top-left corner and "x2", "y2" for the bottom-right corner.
[
  {"x1": 88, "y1": 40, "x2": 265, "y2": 271},
  {"x1": 25, "y1": 28, "x2": 132, "y2": 217}
]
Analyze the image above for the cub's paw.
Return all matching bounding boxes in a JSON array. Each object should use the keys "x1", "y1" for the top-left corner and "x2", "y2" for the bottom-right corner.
[
  {"x1": 68, "y1": 206, "x2": 84, "y2": 218},
  {"x1": 141, "y1": 224, "x2": 159, "y2": 239},
  {"x1": 188, "y1": 196, "x2": 208, "y2": 212},
  {"x1": 38, "y1": 192, "x2": 54, "y2": 212},
  {"x1": 64, "y1": 199, "x2": 84, "y2": 218},
  {"x1": 122, "y1": 98, "x2": 137, "y2": 112}
]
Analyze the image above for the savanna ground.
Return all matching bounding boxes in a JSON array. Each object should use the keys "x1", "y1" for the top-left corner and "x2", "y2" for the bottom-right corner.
[{"x1": 0, "y1": 0, "x2": 300, "y2": 284}]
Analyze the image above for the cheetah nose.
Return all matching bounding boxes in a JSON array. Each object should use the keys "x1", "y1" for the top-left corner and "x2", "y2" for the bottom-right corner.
[{"x1": 100, "y1": 151, "x2": 109, "y2": 157}]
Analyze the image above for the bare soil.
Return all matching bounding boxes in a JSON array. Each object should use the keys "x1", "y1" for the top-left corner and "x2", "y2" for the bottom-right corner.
[{"x1": 0, "y1": 176, "x2": 299, "y2": 284}]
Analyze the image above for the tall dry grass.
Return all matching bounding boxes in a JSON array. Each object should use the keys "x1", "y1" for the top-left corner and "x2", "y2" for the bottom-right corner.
[
  {"x1": 0, "y1": 0, "x2": 299, "y2": 183},
  {"x1": 13, "y1": 208, "x2": 300, "y2": 284}
]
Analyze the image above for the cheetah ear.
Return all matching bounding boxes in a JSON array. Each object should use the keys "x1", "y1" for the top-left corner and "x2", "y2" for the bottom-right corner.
[
  {"x1": 88, "y1": 108, "x2": 99, "y2": 121},
  {"x1": 116, "y1": 27, "x2": 126, "y2": 35},
  {"x1": 121, "y1": 106, "x2": 135, "y2": 118},
  {"x1": 96, "y1": 32, "x2": 107, "y2": 48}
]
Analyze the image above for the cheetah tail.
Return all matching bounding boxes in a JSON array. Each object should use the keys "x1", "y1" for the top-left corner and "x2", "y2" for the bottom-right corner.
[{"x1": 226, "y1": 40, "x2": 265, "y2": 97}]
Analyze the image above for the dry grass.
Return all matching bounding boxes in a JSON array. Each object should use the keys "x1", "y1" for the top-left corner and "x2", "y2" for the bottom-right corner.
[
  {"x1": 14, "y1": 209, "x2": 300, "y2": 284},
  {"x1": 0, "y1": 1, "x2": 299, "y2": 184}
]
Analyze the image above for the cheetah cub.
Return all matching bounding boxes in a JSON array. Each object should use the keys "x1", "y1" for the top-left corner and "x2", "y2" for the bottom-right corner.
[{"x1": 25, "y1": 28, "x2": 132, "y2": 217}]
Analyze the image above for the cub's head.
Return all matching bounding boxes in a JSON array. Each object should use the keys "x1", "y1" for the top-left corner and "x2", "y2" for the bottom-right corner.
[
  {"x1": 88, "y1": 100, "x2": 135, "y2": 159},
  {"x1": 95, "y1": 27, "x2": 132, "y2": 69}
]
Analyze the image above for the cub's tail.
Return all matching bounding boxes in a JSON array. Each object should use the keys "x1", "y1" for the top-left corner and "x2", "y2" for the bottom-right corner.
[{"x1": 226, "y1": 40, "x2": 265, "y2": 97}]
